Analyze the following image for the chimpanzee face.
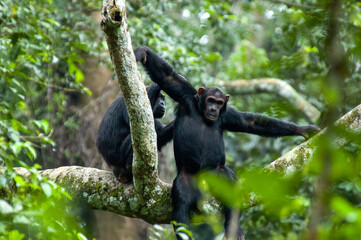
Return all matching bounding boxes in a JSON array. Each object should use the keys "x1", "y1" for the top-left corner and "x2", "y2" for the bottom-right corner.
[
  {"x1": 153, "y1": 92, "x2": 166, "y2": 118},
  {"x1": 198, "y1": 87, "x2": 229, "y2": 122},
  {"x1": 204, "y1": 95, "x2": 225, "y2": 122}
]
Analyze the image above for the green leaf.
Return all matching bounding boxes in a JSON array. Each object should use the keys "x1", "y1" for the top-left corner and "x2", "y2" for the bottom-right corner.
[
  {"x1": 82, "y1": 86, "x2": 92, "y2": 96},
  {"x1": 9, "y1": 42, "x2": 21, "y2": 61},
  {"x1": 33, "y1": 163, "x2": 41, "y2": 169},
  {"x1": 77, "y1": 233, "x2": 88, "y2": 240},
  {"x1": 11, "y1": 143, "x2": 23, "y2": 155},
  {"x1": 24, "y1": 142, "x2": 37, "y2": 159},
  {"x1": 153, "y1": 224, "x2": 164, "y2": 231},
  {"x1": 13, "y1": 215, "x2": 30, "y2": 224},
  {"x1": 7, "y1": 230, "x2": 25, "y2": 240},
  {"x1": 41, "y1": 182, "x2": 53, "y2": 198},
  {"x1": 33, "y1": 119, "x2": 51, "y2": 134},
  {"x1": 14, "y1": 175, "x2": 26, "y2": 187},
  {"x1": 331, "y1": 196, "x2": 360, "y2": 223},
  {"x1": 11, "y1": 119, "x2": 25, "y2": 131},
  {"x1": 67, "y1": 58, "x2": 84, "y2": 83},
  {"x1": 45, "y1": 18, "x2": 60, "y2": 27},
  {"x1": 40, "y1": 136, "x2": 56, "y2": 146},
  {"x1": 0, "y1": 175, "x2": 8, "y2": 187},
  {"x1": 16, "y1": 101, "x2": 26, "y2": 110},
  {"x1": 39, "y1": 20, "x2": 52, "y2": 29},
  {"x1": 71, "y1": 41, "x2": 89, "y2": 51},
  {"x1": 224, "y1": 15, "x2": 239, "y2": 20},
  {"x1": 0, "y1": 199, "x2": 14, "y2": 214},
  {"x1": 197, "y1": 171, "x2": 245, "y2": 208},
  {"x1": 75, "y1": 68, "x2": 84, "y2": 83}
]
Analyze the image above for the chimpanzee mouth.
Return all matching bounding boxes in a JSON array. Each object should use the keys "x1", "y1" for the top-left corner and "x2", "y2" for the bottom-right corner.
[
  {"x1": 159, "y1": 109, "x2": 166, "y2": 116},
  {"x1": 205, "y1": 113, "x2": 218, "y2": 122}
]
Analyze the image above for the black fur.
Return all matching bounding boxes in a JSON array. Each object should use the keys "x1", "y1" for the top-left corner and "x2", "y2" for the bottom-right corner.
[
  {"x1": 96, "y1": 84, "x2": 174, "y2": 183},
  {"x1": 135, "y1": 46, "x2": 319, "y2": 240}
]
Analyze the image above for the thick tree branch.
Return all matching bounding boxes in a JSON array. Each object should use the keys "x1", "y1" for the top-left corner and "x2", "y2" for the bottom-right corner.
[
  {"x1": 2, "y1": 103, "x2": 358, "y2": 223},
  {"x1": 220, "y1": 78, "x2": 320, "y2": 123},
  {"x1": 9, "y1": 166, "x2": 173, "y2": 224},
  {"x1": 266, "y1": 103, "x2": 361, "y2": 173},
  {"x1": 100, "y1": 0, "x2": 158, "y2": 195}
]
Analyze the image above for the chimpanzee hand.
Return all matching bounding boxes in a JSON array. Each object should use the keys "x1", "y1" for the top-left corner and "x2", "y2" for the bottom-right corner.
[
  {"x1": 299, "y1": 125, "x2": 321, "y2": 139},
  {"x1": 134, "y1": 47, "x2": 148, "y2": 64}
]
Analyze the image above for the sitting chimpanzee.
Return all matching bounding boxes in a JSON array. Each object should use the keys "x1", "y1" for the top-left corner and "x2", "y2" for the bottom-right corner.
[
  {"x1": 134, "y1": 46, "x2": 320, "y2": 240},
  {"x1": 96, "y1": 83, "x2": 174, "y2": 183}
]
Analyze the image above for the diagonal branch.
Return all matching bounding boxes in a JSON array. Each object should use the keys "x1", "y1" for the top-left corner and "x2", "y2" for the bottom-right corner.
[
  {"x1": 266, "y1": 103, "x2": 361, "y2": 173},
  {"x1": 220, "y1": 78, "x2": 320, "y2": 123}
]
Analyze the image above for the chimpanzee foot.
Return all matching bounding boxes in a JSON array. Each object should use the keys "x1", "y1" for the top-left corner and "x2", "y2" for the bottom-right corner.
[{"x1": 118, "y1": 176, "x2": 131, "y2": 183}]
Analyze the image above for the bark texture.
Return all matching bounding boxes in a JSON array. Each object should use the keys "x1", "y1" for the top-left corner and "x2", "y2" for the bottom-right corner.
[
  {"x1": 100, "y1": 0, "x2": 159, "y2": 196},
  {"x1": 267, "y1": 103, "x2": 361, "y2": 173},
  {"x1": 11, "y1": 166, "x2": 172, "y2": 224}
]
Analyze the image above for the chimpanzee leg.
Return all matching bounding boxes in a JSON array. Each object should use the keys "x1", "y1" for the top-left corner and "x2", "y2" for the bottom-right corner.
[
  {"x1": 215, "y1": 166, "x2": 245, "y2": 240},
  {"x1": 113, "y1": 135, "x2": 133, "y2": 183},
  {"x1": 122, "y1": 135, "x2": 133, "y2": 171},
  {"x1": 172, "y1": 171, "x2": 200, "y2": 240}
]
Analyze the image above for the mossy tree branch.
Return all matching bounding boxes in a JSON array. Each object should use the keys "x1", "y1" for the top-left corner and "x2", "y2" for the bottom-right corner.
[
  {"x1": 266, "y1": 103, "x2": 361, "y2": 173},
  {"x1": 8, "y1": 166, "x2": 173, "y2": 224},
  {"x1": 2, "y1": 104, "x2": 359, "y2": 223}
]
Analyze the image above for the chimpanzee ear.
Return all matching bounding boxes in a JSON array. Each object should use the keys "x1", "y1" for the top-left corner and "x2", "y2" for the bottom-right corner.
[
  {"x1": 197, "y1": 87, "x2": 205, "y2": 97},
  {"x1": 225, "y1": 94, "x2": 230, "y2": 102}
]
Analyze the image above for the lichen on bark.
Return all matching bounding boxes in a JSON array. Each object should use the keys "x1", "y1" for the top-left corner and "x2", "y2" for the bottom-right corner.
[{"x1": 267, "y1": 103, "x2": 361, "y2": 173}]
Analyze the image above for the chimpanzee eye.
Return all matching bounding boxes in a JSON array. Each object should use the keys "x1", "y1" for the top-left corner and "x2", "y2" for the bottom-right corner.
[{"x1": 208, "y1": 98, "x2": 216, "y2": 104}]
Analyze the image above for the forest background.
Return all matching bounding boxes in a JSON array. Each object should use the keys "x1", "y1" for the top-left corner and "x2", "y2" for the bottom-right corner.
[{"x1": 1, "y1": 0, "x2": 361, "y2": 239}]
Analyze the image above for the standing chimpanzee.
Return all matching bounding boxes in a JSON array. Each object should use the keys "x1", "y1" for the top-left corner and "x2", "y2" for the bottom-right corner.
[
  {"x1": 134, "y1": 46, "x2": 320, "y2": 240},
  {"x1": 96, "y1": 83, "x2": 174, "y2": 183}
]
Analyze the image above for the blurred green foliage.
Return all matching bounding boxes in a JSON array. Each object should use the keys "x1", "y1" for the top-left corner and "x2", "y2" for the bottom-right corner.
[{"x1": 0, "y1": 0, "x2": 103, "y2": 238}]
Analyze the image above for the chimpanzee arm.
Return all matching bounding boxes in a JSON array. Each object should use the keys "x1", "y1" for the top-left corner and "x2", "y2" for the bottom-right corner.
[
  {"x1": 222, "y1": 107, "x2": 320, "y2": 138},
  {"x1": 134, "y1": 46, "x2": 197, "y2": 103},
  {"x1": 155, "y1": 120, "x2": 174, "y2": 151}
]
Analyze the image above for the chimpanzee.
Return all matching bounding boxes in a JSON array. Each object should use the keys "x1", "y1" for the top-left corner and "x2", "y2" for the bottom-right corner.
[
  {"x1": 134, "y1": 46, "x2": 320, "y2": 240},
  {"x1": 96, "y1": 83, "x2": 174, "y2": 183}
]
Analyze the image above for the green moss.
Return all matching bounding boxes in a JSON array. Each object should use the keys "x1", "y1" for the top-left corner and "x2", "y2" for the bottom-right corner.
[
  {"x1": 141, "y1": 207, "x2": 149, "y2": 215},
  {"x1": 88, "y1": 194, "x2": 103, "y2": 207},
  {"x1": 128, "y1": 196, "x2": 139, "y2": 211},
  {"x1": 109, "y1": 196, "x2": 117, "y2": 205},
  {"x1": 118, "y1": 201, "x2": 126, "y2": 211}
]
